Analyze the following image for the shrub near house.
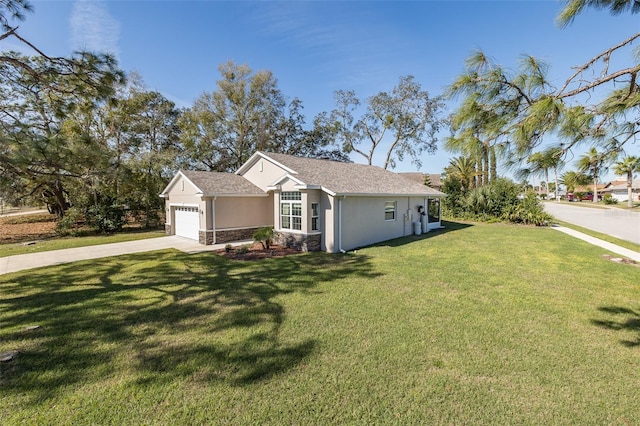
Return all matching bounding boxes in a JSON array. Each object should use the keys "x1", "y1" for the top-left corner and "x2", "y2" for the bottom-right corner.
[{"x1": 443, "y1": 177, "x2": 551, "y2": 225}]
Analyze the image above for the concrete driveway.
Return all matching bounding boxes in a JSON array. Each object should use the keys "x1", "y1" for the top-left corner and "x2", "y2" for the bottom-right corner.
[
  {"x1": 0, "y1": 236, "x2": 251, "y2": 275},
  {"x1": 544, "y1": 202, "x2": 640, "y2": 245}
]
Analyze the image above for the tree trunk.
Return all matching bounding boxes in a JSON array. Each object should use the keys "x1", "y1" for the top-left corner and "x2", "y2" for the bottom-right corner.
[
  {"x1": 592, "y1": 175, "x2": 598, "y2": 203},
  {"x1": 627, "y1": 171, "x2": 633, "y2": 208},
  {"x1": 554, "y1": 167, "x2": 560, "y2": 202},
  {"x1": 49, "y1": 181, "x2": 68, "y2": 219},
  {"x1": 490, "y1": 146, "x2": 497, "y2": 182},
  {"x1": 545, "y1": 169, "x2": 550, "y2": 198},
  {"x1": 483, "y1": 145, "x2": 489, "y2": 186}
]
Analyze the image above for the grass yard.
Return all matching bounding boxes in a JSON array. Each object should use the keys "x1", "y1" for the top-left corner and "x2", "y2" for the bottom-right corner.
[
  {"x1": 0, "y1": 211, "x2": 166, "y2": 257},
  {"x1": 0, "y1": 230, "x2": 167, "y2": 258},
  {"x1": 1, "y1": 221, "x2": 639, "y2": 424}
]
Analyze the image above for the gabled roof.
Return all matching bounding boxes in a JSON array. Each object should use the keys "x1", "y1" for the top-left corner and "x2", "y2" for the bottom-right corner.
[
  {"x1": 604, "y1": 179, "x2": 640, "y2": 191},
  {"x1": 605, "y1": 179, "x2": 628, "y2": 188},
  {"x1": 247, "y1": 152, "x2": 445, "y2": 197},
  {"x1": 160, "y1": 170, "x2": 265, "y2": 197}
]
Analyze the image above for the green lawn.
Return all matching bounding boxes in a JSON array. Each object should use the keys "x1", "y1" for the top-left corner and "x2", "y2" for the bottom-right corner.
[
  {"x1": 0, "y1": 230, "x2": 166, "y2": 257},
  {"x1": 1, "y1": 221, "x2": 639, "y2": 424}
]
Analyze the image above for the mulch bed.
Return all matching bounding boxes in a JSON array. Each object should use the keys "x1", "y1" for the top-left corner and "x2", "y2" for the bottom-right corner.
[
  {"x1": 0, "y1": 213, "x2": 57, "y2": 243},
  {"x1": 216, "y1": 243, "x2": 301, "y2": 261}
]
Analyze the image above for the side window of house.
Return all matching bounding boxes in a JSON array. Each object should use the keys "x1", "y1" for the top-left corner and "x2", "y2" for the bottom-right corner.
[
  {"x1": 281, "y1": 192, "x2": 302, "y2": 231},
  {"x1": 311, "y1": 203, "x2": 319, "y2": 231},
  {"x1": 384, "y1": 201, "x2": 396, "y2": 221}
]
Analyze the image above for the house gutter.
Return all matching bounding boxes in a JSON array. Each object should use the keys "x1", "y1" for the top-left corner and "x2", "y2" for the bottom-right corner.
[{"x1": 212, "y1": 196, "x2": 216, "y2": 244}]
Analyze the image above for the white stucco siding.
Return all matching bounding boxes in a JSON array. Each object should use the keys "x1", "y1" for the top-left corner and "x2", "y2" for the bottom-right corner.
[{"x1": 340, "y1": 196, "x2": 407, "y2": 251}]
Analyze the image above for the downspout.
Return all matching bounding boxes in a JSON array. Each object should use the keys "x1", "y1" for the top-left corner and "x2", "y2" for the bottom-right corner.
[
  {"x1": 406, "y1": 197, "x2": 411, "y2": 237},
  {"x1": 338, "y1": 196, "x2": 345, "y2": 253},
  {"x1": 212, "y1": 197, "x2": 216, "y2": 244}
]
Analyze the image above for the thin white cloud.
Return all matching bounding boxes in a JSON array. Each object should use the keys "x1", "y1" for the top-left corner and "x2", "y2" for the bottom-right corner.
[
  {"x1": 70, "y1": 0, "x2": 120, "y2": 57},
  {"x1": 249, "y1": 2, "x2": 420, "y2": 92}
]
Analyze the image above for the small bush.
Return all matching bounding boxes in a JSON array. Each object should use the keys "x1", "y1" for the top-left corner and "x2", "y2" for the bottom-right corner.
[
  {"x1": 87, "y1": 201, "x2": 125, "y2": 234},
  {"x1": 253, "y1": 227, "x2": 274, "y2": 250},
  {"x1": 55, "y1": 207, "x2": 83, "y2": 236},
  {"x1": 603, "y1": 194, "x2": 618, "y2": 205},
  {"x1": 225, "y1": 244, "x2": 233, "y2": 253},
  {"x1": 502, "y1": 192, "x2": 552, "y2": 226},
  {"x1": 235, "y1": 245, "x2": 250, "y2": 255}
]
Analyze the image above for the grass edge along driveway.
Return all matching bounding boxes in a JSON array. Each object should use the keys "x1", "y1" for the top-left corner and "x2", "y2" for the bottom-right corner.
[
  {"x1": 0, "y1": 230, "x2": 166, "y2": 258},
  {"x1": 1, "y1": 221, "x2": 640, "y2": 424}
]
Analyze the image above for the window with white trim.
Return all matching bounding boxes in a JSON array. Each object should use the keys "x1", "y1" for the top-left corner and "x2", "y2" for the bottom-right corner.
[
  {"x1": 384, "y1": 201, "x2": 397, "y2": 221},
  {"x1": 311, "y1": 203, "x2": 319, "y2": 231},
  {"x1": 281, "y1": 192, "x2": 302, "y2": 231}
]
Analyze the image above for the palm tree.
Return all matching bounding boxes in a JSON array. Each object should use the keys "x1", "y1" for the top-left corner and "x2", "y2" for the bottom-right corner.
[
  {"x1": 576, "y1": 148, "x2": 613, "y2": 203},
  {"x1": 560, "y1": 170, "x2": 591, "y2": 193},
  {"x1": 445, "y1": 94, "x2": 504, "y2": 187},
  {"x1": 612, "y1": 155, "x2": 640, "y2": 208},
  {"x1": 445, "y1": 156, "x2": 477, "y2": 191},
  {"x1": 516, "y1": 148, "x2": 565, "y2": 200}
]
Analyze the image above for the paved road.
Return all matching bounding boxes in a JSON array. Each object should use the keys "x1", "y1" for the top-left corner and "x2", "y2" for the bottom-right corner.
[{"x1": 544, "y1": 202, "x2": 640, "y2": 245}]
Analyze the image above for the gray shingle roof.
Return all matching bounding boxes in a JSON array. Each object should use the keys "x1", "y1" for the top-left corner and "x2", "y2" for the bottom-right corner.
[
  {"x1": 182, "y1": 170, "x2": 265, "y2": 196},
  {"x1": 263, "y1": 152, "x2": 445, "y2": 196}
]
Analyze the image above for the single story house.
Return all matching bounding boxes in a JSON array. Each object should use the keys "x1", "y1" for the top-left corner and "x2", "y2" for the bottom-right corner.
[
  {"x1": 603, "y1": 179, "x2": 640, "y2": 202},
  {"x1": 160, "y1": 152, "x2": 446, "y2": 253}
]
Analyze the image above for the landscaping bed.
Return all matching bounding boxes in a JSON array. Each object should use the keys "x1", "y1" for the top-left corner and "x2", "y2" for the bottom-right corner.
[
  {"x1": 0, "y1": 213, "x2": 57, "y2": 243},
  {"x1": 216, "y1": 242, "x2": 301, "y2": 260}
]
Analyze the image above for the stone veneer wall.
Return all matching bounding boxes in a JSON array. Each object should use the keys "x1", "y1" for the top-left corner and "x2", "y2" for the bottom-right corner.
[
  {"x1": 198, "y1": 230, "x2": 214, "y2": 245},
  {"x1": 215, "y1": 227, "x2": 259, "y2": 244},
  {"x1": 275, "y1": 231, "x2": 321, "y2": 252},
  {"x1": 165, "y1": 224, "x2": 171, "y2": 235}
]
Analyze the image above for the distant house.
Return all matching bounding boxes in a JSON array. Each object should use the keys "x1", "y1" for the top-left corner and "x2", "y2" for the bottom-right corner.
[
  {"x1": 161, "y1": 152, "x2": 446, "y2": 253},
  {"x1": 572, "y1": 184, "x2": 608, "y2": 194},
  {"x1": 603, "y1": 179, "x2": 640, "y2": 202}
]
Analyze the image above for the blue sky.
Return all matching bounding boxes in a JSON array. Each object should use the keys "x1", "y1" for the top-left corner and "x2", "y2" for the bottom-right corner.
[{"x1": 3, "y1": 0, "x2": 640, "y2": 181}]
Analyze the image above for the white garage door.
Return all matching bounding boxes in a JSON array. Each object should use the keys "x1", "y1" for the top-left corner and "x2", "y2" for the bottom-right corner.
[{"x1": 174, "y1": 207, "x2": 199, "y2": 240}]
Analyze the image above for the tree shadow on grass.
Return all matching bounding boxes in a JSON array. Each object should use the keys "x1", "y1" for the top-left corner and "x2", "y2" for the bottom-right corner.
[
  {"x1": 591, "y1": 306, "x2": 640, "y2": 347},
  {"x1": 0, "y1": 250, "x2": 381, "y2": 403}
]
